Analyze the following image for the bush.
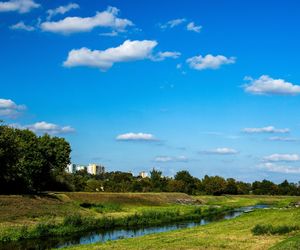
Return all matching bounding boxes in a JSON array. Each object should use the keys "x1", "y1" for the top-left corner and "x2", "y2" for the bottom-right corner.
[{"x1": 252, "y1": 224, "x2": 299, "y2": 235}]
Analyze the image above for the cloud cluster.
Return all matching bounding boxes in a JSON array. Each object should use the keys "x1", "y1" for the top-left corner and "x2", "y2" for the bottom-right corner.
[
  {"x1": 47, "y1": 3, "x2": 79, "y2": 20},
  {"x1": 0, "y1": 98, "x2": 26, "y2": 118},
  {"x1": 154, "y1": 155, "x2": 188, "y2": 163},
  {"x1": 64, "y1": 40, "x2": 179, "y2": 71},
  {"x1": 263, "y1": 154, "x2": 300, "y2": 162},
  {"x1": 261, "y1": 162, "x2": 300, "y2": 174},
  {"x1": 243, "y1": 126, "x2": 289, "y2": 134},
  {"x1": 243, "y1": 75, "x2": 300, "y2": 95},
  {"x1": 160, "y1": 18, "x2": 201, "y2": 33},
  {"x1": 0, "y1": 0, "x2": 39, "y2": 13},
  {"x1": 41, "y1": 6, "x2": 133, "y2": 34},
  {"x1": 260, "y1": 153, "x2": 300, "y2": 174},
  {"x1": 201, "y1": 147, "x2": 238, "y2": 155},
  {"x1": 13, "y1": 121, "x2": 75, "y2": 134},
  {"x1": 116, "y1": 132, "x2": 156, "y2": 141},
  {"x1": 187, "y1": 54, "x2": 236, "y2": 70}
]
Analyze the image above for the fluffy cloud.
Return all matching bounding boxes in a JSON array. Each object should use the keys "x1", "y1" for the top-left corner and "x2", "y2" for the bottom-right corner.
[
  {"x1": 64, "y1": 40, "x2": 179, "y2": 71},
  {"x1": 47, "y1": 3, "x2": 79, "y2": 20},
  {"x1": 186, "y1": 22, "x2": 202, "y2": 33},
  {"x1": 0, "y1": 0, "x2": 39, "y2": 13},
  {"x1": 261, "y1": 162, "x2": 300, "y2": 174},
  {"x1": 186, "y1": 54, "x2": 236, "y2": 70},
  {"x1": 41, "y1": 6, "x2": 133, "y2": 34},
  {"x1": 116, "y1": 132, "x2": 156, "y2": 141},
  {"x1": 13, "y1": 121, "x2": 75, "y2": 134},
  {"x1": 0, "y1": 98, "x2": 26, "y2": 118},
  {"x1": 201, "y1": 147, "x2": 238, "y2": 155},
  {"x1": 263, "y1": 154, "x2": 300, "y2": 162},
  {"x1": 154, "y1": 155, "x2": 188, "y2": 163},
  {"x1": 243, "y1": 126, "x2": 289, "y2": 134},
  {"x1": 243, "y1": 75, "x2": 300, "y2": 95},
  {"x1": 159, "y1": 18, "x2": 186, "y2": 29},
  {"x1": 10, "y1": 21, "x2": 35, "y2": 31}
]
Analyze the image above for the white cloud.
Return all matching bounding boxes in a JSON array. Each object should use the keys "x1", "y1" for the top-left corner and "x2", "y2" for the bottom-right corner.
[
  {"x1": 243, "y1": 75, "x2": 300, "y2": 95},
  {"x1": 268, "y1": 136, "x2": 299, "y2": 142},
  {"x1": 13, "y1": 121, "x2": 75, "y2": 134},
  {"x1": 41, "y1": 6, "x2": 133, "y2": 34},
  {"x1": 0, "y1": 98, "x2": 26, "y2": 118},
  {"x1": 116, "y1": 132, "x2": 157, "y2": 141},
  {"x1": 263, "y1": 154, "x2": 300, "y2": 162},
  {"x1": 64, "y1": 40, "x2": 178, "y2": 71},
  {"x1": 201, "y1": 147, "x2": 238, "y2": 155},
  {"x1": 186, "y1": 22, "x2": 202, "y2": 33},
  {"x1": 150, "y1": 51, "x2": 181, "y2": 61},
  {"x1": 186, "y1": 54, "x2": 236, "y2": 70},
  {"x1": 154, "y1": 155, "x2": 188, "y2": 163},
  {"x1": 159, "y1": 18, "x2": 186, "y2": 29},
  {"x1": 243, "y1": 126, "x2": 289, "y2": 134},
  {"x1": 0, "y1": 0, "x2": 39, "y2": 13},
  {"x1": 47, "y1": 3, "x2": 79, "y2": 20},
  {"x1": 10, "y1": 21, "x2": 35, "y2": 31},
  {"x1": 261, "y1": 162, "x2": 300, "y2": 174}
]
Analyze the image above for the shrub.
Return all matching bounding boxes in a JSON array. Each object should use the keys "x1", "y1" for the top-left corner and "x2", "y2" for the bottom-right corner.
[{"x1": 252, "y1": 224, "x2": 299, "y2": 235}]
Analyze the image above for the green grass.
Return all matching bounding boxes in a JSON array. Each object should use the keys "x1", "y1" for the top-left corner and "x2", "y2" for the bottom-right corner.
[
  {"x1": 270, "y1": 235, "x2": 300, "y2": 250},
  {"x1": 1, "y1": 193, "x2": 300, "y2": 248},
  {"x1": 0, "y1": 206, "x2": 229, "y2": 242},
  {"x1": 65, "y1": 207, "x2": 300, "y2": 250}
]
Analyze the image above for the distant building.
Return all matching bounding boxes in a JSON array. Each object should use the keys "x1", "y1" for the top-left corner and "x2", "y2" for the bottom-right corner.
[
  {"x1": 66, "y1": 164, "x2": 86, "y2": 174},
  {"x1": 87, "y1": 163, "x2": 105, "y2": 175},
  {"x1": 139, "y1": 171, "x2": 148, "y2": 178}
]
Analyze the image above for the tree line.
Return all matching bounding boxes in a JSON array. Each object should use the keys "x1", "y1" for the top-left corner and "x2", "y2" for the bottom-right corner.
[
  {"x1": 67, "y1": 169, "x2": 300, "y2": 196},
  {"x1": 1, "y1": 122, "x2": 300, "y2": 196}
]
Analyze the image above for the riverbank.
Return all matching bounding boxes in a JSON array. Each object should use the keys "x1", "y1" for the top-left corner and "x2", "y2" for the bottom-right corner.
[
  {"x1": 65, "y1": 206, "x2": 300, "y2": 250},
  {"x1": 0, "y1": 193, "x2": 299, "y2": 248}
]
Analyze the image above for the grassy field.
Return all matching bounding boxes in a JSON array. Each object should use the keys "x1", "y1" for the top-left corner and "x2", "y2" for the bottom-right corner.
[
  {"x1": 0, "y1": 193, "x2": 300, "y2": 249},
  {"x1": 65, "y1": 199, "x2": 300, "y2": 250}
]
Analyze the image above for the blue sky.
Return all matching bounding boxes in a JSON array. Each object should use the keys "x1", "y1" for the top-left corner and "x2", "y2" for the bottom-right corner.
[{"x1": 1, "y1": 0, "x2": 300, "y2": 183}]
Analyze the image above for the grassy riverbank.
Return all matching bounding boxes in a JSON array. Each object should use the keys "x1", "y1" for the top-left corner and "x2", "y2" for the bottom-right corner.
[
  {"x1": 66, "y1": 204, "x2": 300, "y2": 250},
  {"x1": 0, "y1": 193, "x2": 299, "y2": 248}
]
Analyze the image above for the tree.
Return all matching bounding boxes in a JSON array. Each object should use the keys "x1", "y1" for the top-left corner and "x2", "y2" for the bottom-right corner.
[
  {"x1": 202, "y1": 175, "x2": 227, "y2": 195},
  {"x1": 149, "y1": 168, "x2": 162, "y2": 191},
  {"x1": 174, "y1": 170, "x2": 199, "y2": 194},
  {"x1": 225, "y1": 178, "x2": 238, "y2": 194},
  {"x1": 0, "y1": 122, "x2": 71, "y2": 194}
]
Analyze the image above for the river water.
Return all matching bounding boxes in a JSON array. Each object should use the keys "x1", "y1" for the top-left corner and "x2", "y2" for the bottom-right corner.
[{"x1": 0, "y1": 204, "x2": 269, "y2": 250}]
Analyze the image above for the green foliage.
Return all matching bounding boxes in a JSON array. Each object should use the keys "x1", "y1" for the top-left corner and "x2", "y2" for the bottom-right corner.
[
  {"x1": 0, "y1": 123, "x2": 71, "y2": 193},
  {"x1": 252, "y1": 224, "x2": 299, "y2": 235}
]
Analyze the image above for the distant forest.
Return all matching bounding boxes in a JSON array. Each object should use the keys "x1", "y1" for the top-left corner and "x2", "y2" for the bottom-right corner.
[{"x1": 1, "y1": 122, "x2": 299, "y2": 196}]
